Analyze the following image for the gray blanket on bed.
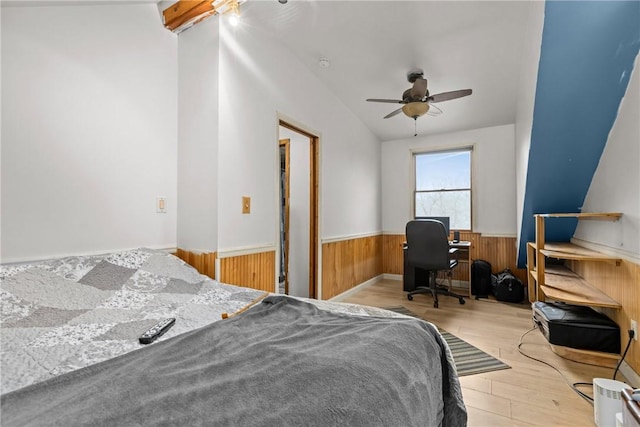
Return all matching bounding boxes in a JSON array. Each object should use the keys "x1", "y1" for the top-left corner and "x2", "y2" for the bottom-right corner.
[{"x1": 1, "y1": 296, "x2": 467, "y2": 427}]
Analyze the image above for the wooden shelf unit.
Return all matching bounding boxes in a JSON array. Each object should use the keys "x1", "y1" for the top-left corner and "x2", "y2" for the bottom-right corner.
[
  {"x1": 539, "y1": 242, "x2": 622, "y2": 265},
  {"x1": 527, "y1": 213, "x2": 624, "y2": 367},
  {"x1": 526, "y1": 213, "x2": 622, "y2": 308}
]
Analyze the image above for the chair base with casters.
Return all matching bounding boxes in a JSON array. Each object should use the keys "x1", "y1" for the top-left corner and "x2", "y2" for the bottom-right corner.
[{"x1": 407, "y1": 270, "x2": 466, "y2": 308}]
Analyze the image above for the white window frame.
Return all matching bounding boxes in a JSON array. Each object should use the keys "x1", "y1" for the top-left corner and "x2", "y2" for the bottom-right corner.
[{"x1": 411, "y1": 146, "x2": 474, "y2": 231}]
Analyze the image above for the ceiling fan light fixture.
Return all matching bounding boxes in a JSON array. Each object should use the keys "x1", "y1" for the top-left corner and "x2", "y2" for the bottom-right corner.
[{"x1": 402, "y1": 102, "x2": 429, "y2": 119}]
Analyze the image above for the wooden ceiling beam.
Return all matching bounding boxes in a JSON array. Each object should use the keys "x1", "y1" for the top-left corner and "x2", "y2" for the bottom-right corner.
[{"x1": 163, "y1": 1, "x2": 217, "y2": 32}]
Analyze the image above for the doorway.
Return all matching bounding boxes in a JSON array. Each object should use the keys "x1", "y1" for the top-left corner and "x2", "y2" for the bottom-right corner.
[{"x1": 278, "y1": 121, "x2": 318, "y2": 299}]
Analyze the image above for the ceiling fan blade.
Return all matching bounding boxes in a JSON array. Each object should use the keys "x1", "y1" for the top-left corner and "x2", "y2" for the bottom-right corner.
[
  {"x1": 428, "y1": 89, "x2": 472, "y2": 103},
  {"x1": 410, "y1": 77, "x2": 428, "y2": 100},
  {"x1": 384, "y1": 107, "x2": 404, "y2": 119},
  {"x1": 426, "y1": 103, "x2": 443, "y2": 116},
  {"x1": 367, "y1": 98, "x2": 404, "y2": 104}
]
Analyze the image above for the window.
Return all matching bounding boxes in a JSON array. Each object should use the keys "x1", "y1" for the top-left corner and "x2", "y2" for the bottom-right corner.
[{"x1": 414, "y1": 148, "x2": 472, "y2": 230}]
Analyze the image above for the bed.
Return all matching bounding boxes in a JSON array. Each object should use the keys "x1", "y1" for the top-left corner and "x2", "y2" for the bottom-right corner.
[{"x1": 1, "y1": 248, "x2": 467, "y2": 426}]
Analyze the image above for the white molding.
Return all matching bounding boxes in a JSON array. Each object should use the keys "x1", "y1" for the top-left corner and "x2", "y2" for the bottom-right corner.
[
  {"x1": 476, "y1": 233, "x2": 517, "y2": 238},
  {"x1": 216, "y1": 244, "x2": 276, "y2": 259},
  {"x1": 328, "y1": 275, "x2": 382, "y2": 302},
  {"x1": 571, "y1": 237, "x2": 640, "y2": 264},
  {"x1": 175, "y1": 247, "x2": 217, "y2": 254},
  {"x1": 449, "y1": 279, "x2": 469, "y2": 288},
  {"x1": 619, "y1": 361, "x2": 640, "y2": 388},
  {"x1": 321, "y1": 231, "x2": 382, "y2": 244},
  {"x1": 382, "y1": 229, "x2": 517, "y2": 238},
  {"x1": 0, "y1": 246, "x2": 176, "y2": 266},
  {"x1": 383, "y1": 273, "x2": 402, "y2": 281},
  {"x1": 214, "y1": 257, "x2": 221, "y2": 282}
]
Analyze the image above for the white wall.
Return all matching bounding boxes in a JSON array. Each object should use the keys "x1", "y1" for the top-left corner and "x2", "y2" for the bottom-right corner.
[
  {"x1": 177, "y1": 18, "x2": 219, "y2": 252},
  {"x1": 514, "y1": 1, "x2": 545, "y2": 250},
  {"x1": 1, "y1": 4, "x2": 177, "y2": 262},
  {"x1": 574, "y1": 56, "x2": 640, "y2": 256},
  {"x1": 382, "y1": 124, "x2": 516, "y2": 235},
  {"x1": 280, "y1": 127, "x2": 310, "y2": 298},
  {"x1": 216, "y1": 13, "x2": 381, "y2": 253},
  {"x1": 0, "y1": 1, "x2": 3, "y2": 258}
]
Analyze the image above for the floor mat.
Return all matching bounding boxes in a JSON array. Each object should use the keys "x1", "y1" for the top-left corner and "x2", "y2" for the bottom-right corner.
[{"x1": 384, "y1": 306, "x2": 511, "y2": 376}]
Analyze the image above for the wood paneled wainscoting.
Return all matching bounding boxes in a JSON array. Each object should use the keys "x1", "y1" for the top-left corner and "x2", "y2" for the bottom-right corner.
[
  {"x1": 218, "y1": 250, "x2": 276, "y2": 293},
  {"x1": 473, "y1": 234, "x2": 528, "y2": 285},
  {"x1": 382, "y1": 232, "x2": 528, "y2": 286},
  {"x1": 174, "y1": 249, "x2": 216, "y2": 279},
  {"x1": 177, "y1": 248, "x2": 275, "y2": 293},
  {"x1": 322, "y1": 234, "x2": 382, "y2": 300}
]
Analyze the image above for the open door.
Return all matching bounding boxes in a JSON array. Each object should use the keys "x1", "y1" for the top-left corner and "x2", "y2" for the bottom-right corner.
[
  {"x1": 278, "y1": 139, "x2": 290, "y2": 295},
  {"x1": 278, "y1": 121, "x2": 318, "y2": 299}
]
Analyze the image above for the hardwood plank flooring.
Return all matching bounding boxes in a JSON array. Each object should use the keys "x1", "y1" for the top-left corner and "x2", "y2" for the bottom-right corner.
[{"x1": 340, "y1": 279, "x2": 630, "y2": 427}]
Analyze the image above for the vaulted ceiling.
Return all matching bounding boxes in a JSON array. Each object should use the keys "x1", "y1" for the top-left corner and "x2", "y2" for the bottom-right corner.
[
  {"x1": 241, "y1": 0, "x2": 535, "y2": 142},
  {"x1": 4, "y1": 0, "x2": 535, "y2": 142}
]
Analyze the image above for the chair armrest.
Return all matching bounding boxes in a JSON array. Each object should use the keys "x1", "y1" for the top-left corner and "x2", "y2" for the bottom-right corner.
[{"x1": 448, "y1": 247, "x2": 459, "y2": 262}]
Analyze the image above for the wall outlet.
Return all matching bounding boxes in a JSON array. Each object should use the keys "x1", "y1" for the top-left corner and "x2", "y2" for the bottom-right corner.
[{"x1": 631, "y1": 319, "x2": 638, "y2": 341}]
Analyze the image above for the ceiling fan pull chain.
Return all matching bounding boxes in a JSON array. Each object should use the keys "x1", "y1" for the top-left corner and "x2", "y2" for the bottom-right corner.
[{"x1": 414, "y1": 118, "x2": 417, "y2": 137}]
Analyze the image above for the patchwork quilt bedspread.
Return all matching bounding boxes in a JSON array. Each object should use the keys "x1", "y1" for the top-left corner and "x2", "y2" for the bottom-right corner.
[
  {"x1": 0, "y1": 248, "x2": 414, "y2": 395},
  {"x1": 0, "y1": 248, "x2": 270, "y2": 394}
]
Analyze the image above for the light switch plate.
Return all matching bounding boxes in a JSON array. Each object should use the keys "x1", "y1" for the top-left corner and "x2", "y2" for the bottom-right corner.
[
  {"x1": 242, "y1": 196, "x2": 250, "y2": 214},
  {"x1": 156, "y1": 197, "x2": 166, "y2": 213}
]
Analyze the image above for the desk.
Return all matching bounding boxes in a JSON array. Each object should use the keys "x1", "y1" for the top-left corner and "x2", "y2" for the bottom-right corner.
[{"x1": 403, "y1": 240, "x2": 471, "y2": 296}]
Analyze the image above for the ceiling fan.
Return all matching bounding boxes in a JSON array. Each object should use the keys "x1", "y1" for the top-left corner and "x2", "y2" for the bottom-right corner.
[{"x1": 366, "y1": 69, "x2": 472, "y2": 122}]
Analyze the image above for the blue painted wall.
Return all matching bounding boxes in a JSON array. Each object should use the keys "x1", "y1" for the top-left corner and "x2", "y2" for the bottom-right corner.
[{"x1": 517, "y1": 1, "x2": 640, "y2": 267}]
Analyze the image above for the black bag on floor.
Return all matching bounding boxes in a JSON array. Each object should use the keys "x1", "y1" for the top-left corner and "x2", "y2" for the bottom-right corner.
[
  {"x1": 491, "y1": 269, "x2": 525, "y2": 303},
  {"x1": 471, "y1": 260, "x2": 492, "y2": 298}
]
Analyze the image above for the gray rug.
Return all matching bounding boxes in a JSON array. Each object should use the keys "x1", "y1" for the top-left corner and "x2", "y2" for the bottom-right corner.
[{"x1": 384, "y1": 306, "x2": 511, "y2": 377}]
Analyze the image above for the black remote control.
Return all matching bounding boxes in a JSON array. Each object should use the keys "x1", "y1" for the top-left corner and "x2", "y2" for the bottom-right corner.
[{"x1": 139, "y1": 318, "x2": 176, "y2": 344}]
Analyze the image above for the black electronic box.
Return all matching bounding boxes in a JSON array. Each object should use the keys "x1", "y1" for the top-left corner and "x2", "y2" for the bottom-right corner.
[{"x1": 532, "y1": 301, "x2": 620, "y2": 354}]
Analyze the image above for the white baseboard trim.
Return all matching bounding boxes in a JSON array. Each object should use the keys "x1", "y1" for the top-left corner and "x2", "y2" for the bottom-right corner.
[
  {"x1": 381, "y1": 274, "x2": 469, "y2": 289},
  {"x1": 619, "y1": 361, "x2": 640, "y2": 388},
  {"x1": 329, "y1": 275, "x2": 382, "y2": 302},
  {"x1": 449, "y1": 279, "x2": 469, "y2": 288}
]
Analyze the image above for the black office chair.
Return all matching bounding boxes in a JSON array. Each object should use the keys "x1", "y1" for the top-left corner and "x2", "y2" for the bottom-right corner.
[{"x1": 405, "y1": 219, "x2": 466, "y2": 308}]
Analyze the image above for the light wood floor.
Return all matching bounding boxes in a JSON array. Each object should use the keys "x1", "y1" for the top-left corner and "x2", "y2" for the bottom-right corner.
[{"x1": 341, "y1": 279, "x2": 629, "y2": 427}]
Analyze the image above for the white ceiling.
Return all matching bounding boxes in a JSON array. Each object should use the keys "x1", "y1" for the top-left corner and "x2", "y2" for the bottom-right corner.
[
  {"x1": 0, "y1": 1, "x2": 159, "y2": 5},
  {"x1": 242, "y1": 0, "x2": 536, "y2": 142},
  {"x1": 3, "y1": 0, "x2": 535, "y2": 141}
]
